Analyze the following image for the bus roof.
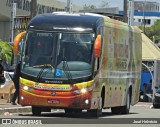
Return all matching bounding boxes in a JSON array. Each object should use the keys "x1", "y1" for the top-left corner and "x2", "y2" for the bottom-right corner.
[{"x1": 28, "y1": 12, "x2": 104, "y2": 32}]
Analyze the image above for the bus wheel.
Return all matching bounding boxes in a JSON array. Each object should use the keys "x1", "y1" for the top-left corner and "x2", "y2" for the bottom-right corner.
[
  {"x1": 153, "y1": 104, "x2": 160, "y2": 108},
  {"x1": 32, "y1": 106, "x2": 42, "y2": 116},
  {"x1": 65, "y1": 109, "x2": 82, "y2": 114},
  {"x1": 73, "y1": 109, "x2": 82, "y2": 113},
  {"x1": 65, "y1": 109, "x2": 72, "y2": 114},
  {"x1": 111, "y1": 107, "x2": 121, "y2": 114},
  {"x1": 87, "y1": 97, "x2": 102, "y2": 117},
  {"x1": 87, "y1": 108, "x2": 102, "y2": 117},
  {"x1": 65, "y1": 109, "x2": 82, "y2": 116},
  {"x1": 121, "y1": 91, "x2": 131, "y2": 114}
]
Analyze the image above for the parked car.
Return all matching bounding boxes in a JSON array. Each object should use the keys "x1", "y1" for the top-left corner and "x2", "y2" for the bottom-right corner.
[
  {"x1": 153, "y1": 88, "x2": 160, "y2": 108},
  {"x1": 0, "y1": 71, "x2": 14, "y2": 88}
]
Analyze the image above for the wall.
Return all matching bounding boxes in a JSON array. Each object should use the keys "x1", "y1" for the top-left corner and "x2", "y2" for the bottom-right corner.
[
  {"x1": 134, "y1": 16, "x2": 160, "y2": 27},
  {"x1": 0, "y1": 21, "x2": 10, "y2": 41}
]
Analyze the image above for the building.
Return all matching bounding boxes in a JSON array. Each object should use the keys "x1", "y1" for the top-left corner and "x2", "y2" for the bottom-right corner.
[
  {"x1": 0, "y1": 0, "x2": 82, "y2": 42},
  {"x1": 133, "y1": 1, "x2": 160, "y2": 27},
  {"x1": 79, "y1": 7, "x2": 124, "y2": 21},
  {"x1": 119, "y1": 11, "x2": 160, "y2": 27},
  {"x1": 119, "y1": 0, "x2": 160, "y2": 27},
  {"x1": 134, "y1": 1, "x2": 160, "y2": 12},
  {"x1": 79, "y1": 7, "x2": 119, "y2": 14},
  {"x1": 133, "y1": 12, "x2": 160, "y2": 27}
]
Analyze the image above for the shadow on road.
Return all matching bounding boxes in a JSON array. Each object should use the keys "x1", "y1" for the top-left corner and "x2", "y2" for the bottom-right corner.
[{"x1": 18, "y1": 110, "x2": 139, "y2": 119}]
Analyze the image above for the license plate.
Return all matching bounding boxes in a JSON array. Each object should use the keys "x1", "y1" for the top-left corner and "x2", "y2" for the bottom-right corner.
[{"x1": 48, "y1": 99, "x2": 59, "y2": 104}]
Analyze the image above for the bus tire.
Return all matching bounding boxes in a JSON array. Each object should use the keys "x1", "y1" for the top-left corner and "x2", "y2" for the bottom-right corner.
[
  {"x1": 87, "y1": 97, "x2": 103, "y2": 117},
  {"x1": 32, "y1": 106, "x2": 42, "y2": 116},
  {"x1": 87, "y1": 109, "x2": 102, "y2": 117},
  {"x1": 65, "y1": 109, "x2": 82, "y2": 115},
  {"x1": 121, "y1": 91, "x2": 131, "y2": 114},
  {"x1": 111, "y1": 107, "x2": 121, "y2": 114},
  {"x1": 65, "y1": 109, "x2": 72, "y2": 115},
  {"x1": 153, "y1": 104, "x2": 160, "y2": 108}
]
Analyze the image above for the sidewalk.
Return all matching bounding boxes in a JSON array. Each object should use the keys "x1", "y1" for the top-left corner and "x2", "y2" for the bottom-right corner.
[
  {"x1": 134, "y1": 101, "x2": 153, "y2": 109},
  {"x1": 0, "y1": 100, "x2": 31, "y2": 115}
]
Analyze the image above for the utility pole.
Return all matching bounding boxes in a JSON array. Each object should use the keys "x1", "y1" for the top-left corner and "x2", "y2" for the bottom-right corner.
[
  {"x1": 11, "y1": 2, "x2": 17, "y2": 64},
  {"x1": 30, "y1": 0, "x2": 37, "y2": 18},
  {"x1": 128, "y1": 0, "x2": 134, "y2": 26},
  {"x1": 123, "y1": 0, "x2": 128, "y2": 23},
  {"x1": 143, "y1": 0, "x2": 146, "y2": 34},
  {"x1": 11, "y1": 3, "x2": 16, "y2": 42}
]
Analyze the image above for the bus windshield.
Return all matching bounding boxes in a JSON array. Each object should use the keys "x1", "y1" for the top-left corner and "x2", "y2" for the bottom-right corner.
[{"x1": 21, "y1": 31, "x2": 94, "y2": 81}]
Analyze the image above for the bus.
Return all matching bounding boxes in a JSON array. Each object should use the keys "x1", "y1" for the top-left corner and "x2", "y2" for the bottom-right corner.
[{"x1": 14, "y1": 12, "x2": 142, "y2": 117}]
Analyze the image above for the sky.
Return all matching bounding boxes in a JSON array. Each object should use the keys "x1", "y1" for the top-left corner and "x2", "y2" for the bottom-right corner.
[{"x1": 58, "y1": 0, "x2": 160, "y2": 10}]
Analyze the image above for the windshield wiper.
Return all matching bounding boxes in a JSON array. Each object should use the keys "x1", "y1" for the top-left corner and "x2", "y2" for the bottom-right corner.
[
  {"x1": 36, "y1": 64, "x2": 54, "y2": 82},
  {"x1": 53, "y1": 37, "x2": 73, "y2": 84},
  {"x1": 62, "y1": 60, "x2": 73, "y2": 85},
  {"x1": 61, "y1": 48, "x2": 73, "y2": 85}
]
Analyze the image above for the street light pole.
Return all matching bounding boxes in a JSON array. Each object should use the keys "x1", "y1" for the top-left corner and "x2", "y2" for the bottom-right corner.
[{"x1": 143, "y1": 0, "x2": 146, "y2": 34}]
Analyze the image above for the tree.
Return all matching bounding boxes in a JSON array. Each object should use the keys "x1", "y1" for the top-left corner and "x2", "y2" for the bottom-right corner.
[
  {"x1": 151, "y1": 20, "x2": 160, "y2": 43},
  {"x1": 0, "y1": 40, "x2": 13, "y2": 64},
  {"x1": 140, "y1": 20, "x2": 160, "y2": 43},
  {"x1": 99, "y1": 0, "x2": 110, "y2": 8},
  {"x1": 83, "y1": 5, "x2": 96, "y2": 10}
]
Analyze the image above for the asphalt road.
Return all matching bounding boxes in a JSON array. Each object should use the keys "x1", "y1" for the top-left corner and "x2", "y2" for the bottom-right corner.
[{"x1": 0, "y1": 103, "x2": 160, "y2": 127}]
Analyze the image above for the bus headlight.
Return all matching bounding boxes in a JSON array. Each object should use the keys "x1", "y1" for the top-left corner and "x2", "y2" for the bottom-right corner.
[
  {"x1": 85, "y1": 99, "x2": 89, "y2": 104},
  {"x1": 23, "y1": 86, "x2": 29, "y2": 91},
  {"x1": 74, "y1": 84, "x2": 95, "y2": 94},
  {"x1": 21, "y1": 96, "x2": 24, "y2": 100},
  {"x1": 81, "y1": 88, "x2": 87, "y2": 93},
  {"x1": 20, "y1": 84, "x2": 34, "y2": 91}
]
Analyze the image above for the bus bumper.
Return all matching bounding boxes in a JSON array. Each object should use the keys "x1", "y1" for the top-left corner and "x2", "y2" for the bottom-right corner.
[{"x1": 19, "y1": 88, "x2": 92, "y2": 109}]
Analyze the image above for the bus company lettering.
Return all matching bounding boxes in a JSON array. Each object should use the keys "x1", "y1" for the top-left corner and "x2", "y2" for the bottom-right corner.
[
  {"x1": 45, "y1": 80, "x2": 63, "y2": 84},
  {"x1": 34, "y1": 84, "x2": 71, "y2": 91}
]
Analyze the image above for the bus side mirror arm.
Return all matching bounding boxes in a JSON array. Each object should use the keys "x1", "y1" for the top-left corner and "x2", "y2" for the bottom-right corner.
[{"x1": 13, "y1": 31, "x2": 26, "y2": 55}]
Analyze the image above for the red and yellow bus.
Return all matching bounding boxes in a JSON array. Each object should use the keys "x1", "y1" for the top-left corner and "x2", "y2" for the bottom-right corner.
[{"x1": 14, "y1": 12, "x2": 142, "y2": 117}]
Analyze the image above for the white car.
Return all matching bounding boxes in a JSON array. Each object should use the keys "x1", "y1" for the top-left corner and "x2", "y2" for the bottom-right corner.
[{"x1": 0, "y1": 71, "x2": 14, "y2": 88}]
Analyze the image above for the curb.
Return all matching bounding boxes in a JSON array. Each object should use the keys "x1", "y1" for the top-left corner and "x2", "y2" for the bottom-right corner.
[{"x1": 0, "y1": 106, "x2": 31, "y2": 115}]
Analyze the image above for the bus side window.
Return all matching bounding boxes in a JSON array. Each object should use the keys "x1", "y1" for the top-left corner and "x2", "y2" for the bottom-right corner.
[{"x1": 94, "y1": 57, "x2": 100, "y2": 76}]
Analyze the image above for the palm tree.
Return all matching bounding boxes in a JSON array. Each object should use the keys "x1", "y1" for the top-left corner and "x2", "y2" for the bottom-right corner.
[{"x1": 0, "y1": 40, "x2": 13, "y2": 65}]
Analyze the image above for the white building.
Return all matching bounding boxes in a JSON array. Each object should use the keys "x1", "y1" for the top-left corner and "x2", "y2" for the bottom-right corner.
[
  {"x1": 133, "y1": 12, "x2": 160, "y2": 27},
  {"x1": 119, "y1": 11, "x2": 160, "y2": 27},
  {"x1": 133, "y1": 1, "x2": 160, "y2": 27},
  {"x1": 134, "y1": 1, "x2": 160, "y2": 12}
]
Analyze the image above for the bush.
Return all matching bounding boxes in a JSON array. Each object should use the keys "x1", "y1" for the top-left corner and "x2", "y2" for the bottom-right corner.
[{"x1": 0, "y1": 39, "x2": 13, "y2": 63}]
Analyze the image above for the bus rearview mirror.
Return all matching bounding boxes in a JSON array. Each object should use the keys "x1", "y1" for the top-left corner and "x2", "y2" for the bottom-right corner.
[
  {"x1": 14, "y1": 32, "x2": 26, "y2": 55},
  {"x1": 94, "y1": 35, "x2": 101, "y2": 58}
]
